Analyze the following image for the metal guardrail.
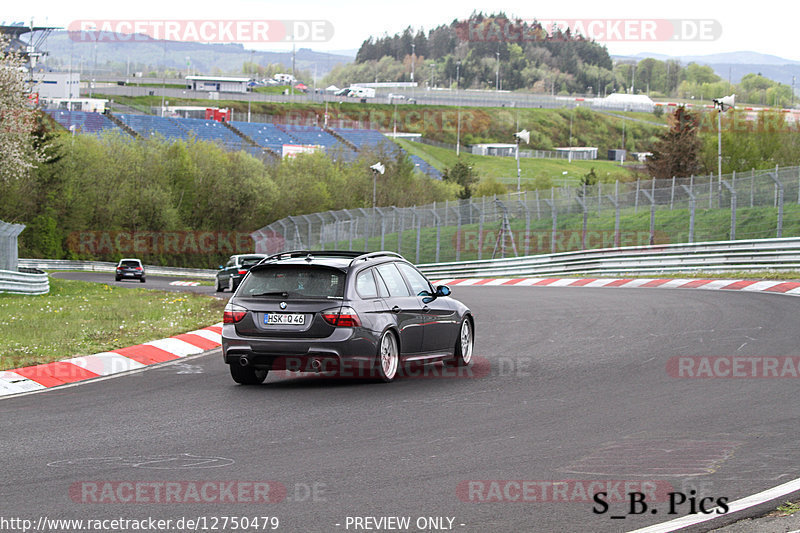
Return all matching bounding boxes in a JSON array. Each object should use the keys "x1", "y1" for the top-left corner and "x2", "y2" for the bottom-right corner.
[
  {"x1": 0, "y1": 269, "x2": 50, "y2": 295},
  {"x1": 18, "y1": 259, "x2": 217, "y2": 279},
  {"x1": 416, "y1": 237, "x2": 800, "y2": 279}
]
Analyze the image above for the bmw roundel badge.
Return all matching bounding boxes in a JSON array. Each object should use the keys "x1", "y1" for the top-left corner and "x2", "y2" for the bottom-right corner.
[{"x1": 280, "y1": 302, "x2": 287, "y2": 309}]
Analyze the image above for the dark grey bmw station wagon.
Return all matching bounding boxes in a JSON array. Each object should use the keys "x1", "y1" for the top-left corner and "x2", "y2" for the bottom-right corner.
[{"x1": 222, "y1": 251, "x2": 474, "y2": 384}]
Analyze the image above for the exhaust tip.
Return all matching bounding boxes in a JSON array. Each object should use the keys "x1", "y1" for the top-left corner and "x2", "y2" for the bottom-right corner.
[
  {"x1": 239, "y1": 356, "x2": 249, "y2": 367},
  {"x1": 311, "y1": 358, "x2": 322, "y2": 371}
]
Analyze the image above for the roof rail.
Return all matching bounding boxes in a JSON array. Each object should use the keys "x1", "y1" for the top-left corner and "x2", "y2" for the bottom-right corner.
[
  {"x1": 348, "y1": 251, "x2": 405, "y2": 267},
  {"x1": 263, "y1": 250, "x2": 364, "y2": 263}
]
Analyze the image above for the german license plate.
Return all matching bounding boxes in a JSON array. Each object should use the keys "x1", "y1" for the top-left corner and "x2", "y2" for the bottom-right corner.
[{"x1": 264, "y1": 313, "x2": 305, "y2": 325}]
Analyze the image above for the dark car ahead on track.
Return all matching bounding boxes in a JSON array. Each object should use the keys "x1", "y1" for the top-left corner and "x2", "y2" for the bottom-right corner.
[
  {"x1": 215, "y1": 254, "x2": 268, "y2": 292},
  {"x1": 221, "y1": 251, "x2": 474, "y2": 384},
  {"x1": 115, "y1": 258, "x2": 146, "y2": 283}
]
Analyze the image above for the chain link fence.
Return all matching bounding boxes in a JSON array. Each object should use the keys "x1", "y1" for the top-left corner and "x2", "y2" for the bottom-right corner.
[
  {"x1": 0, "y1": 220, "x2": 25, "y2": 271},
  {"x1": 252, "y1": 165, "x2": 800, "y2": 264}
]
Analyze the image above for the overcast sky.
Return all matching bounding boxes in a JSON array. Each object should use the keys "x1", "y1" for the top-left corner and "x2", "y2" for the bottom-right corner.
[{"x1": 8, "y1": 0, "x2": 799, "y2": 62}]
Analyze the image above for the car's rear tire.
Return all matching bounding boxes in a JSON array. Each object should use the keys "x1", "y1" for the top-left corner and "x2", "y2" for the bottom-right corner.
[
  {"x1": 451, "y1": 317, "x2": 473, "y2": 367},
  {"x1": 229, "y1": 364, "x2": 268, "y2": 385},
  {"x1": 140, "y1": 278, "x2": 146, "y2": 283},
  {"x1": 375, "y1": 330, "x2": 399, "y2": 383},
  {"x1": 215, "y1": 278, "x2": 222, "y2": 292},
  {"x1": 115, "y1": 276, "x2": 121, "y2": 281}
]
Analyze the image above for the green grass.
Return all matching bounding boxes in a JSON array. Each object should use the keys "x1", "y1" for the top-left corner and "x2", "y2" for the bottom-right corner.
[
  {"x1": 0, "y1": 277, "x2": 225, "y2": 370},
  {"x1": 392, "y1": 138, "x2": 638, "y2": 186},
  {"x1": 774, "y1": 501, "x2": 800, "y2": 516},
  {"x1": 252, "y1": 85, "x2": 294, "y2": 94}
]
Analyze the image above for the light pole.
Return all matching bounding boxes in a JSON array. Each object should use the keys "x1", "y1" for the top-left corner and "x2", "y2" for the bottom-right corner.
[
  {"x1": 495, "y1": 51, "x2": 500, "y2": 91},
  {"x1": 411, "y1": 43, "x2": 416, "y2": 83},
  {"x1": 370, "y1": 162, "x2": 385, "y2": 208},
  {"x1": 514, "y1": 130, "x2": 530, "y2": 193},
  {"x1": 456, "y1": 60, "x2": 461, "y2": 156},
  {"x1": 713, "y1": 94, "x2": 735, "y2": 183}
]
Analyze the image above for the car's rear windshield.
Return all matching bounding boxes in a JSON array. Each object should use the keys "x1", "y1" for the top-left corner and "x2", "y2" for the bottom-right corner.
[
  {"x1": 120, "y1": 260, "x2": 140, "y2": 267},
  {"x1": 238, "y1": 266, "x2": 345, "y2": 299},
  {"x1": 240, "y1": 258, "x2": 263, "y2": 268}
]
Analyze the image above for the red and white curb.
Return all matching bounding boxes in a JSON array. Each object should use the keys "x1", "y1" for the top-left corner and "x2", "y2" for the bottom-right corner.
[
  {"x1": 170, "y1": 281, "x2": 201, "y2": 286},
  {"x1": 0, "y1": 323, "x2": 223, "y2": 397},
  {"x1": 435, "y1": 277, "x2": 800, "y2": 295}
]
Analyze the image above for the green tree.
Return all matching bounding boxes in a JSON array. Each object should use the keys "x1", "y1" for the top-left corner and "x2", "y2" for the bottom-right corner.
[
  {"x1": 646, "y1": 107, "x2": 702, "y2": 179},
  {"x1": 442, "y1": 160, "x2": 479, "y2": 198}
]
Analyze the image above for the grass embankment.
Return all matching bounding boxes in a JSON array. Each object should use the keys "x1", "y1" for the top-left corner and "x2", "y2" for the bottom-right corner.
[
  {"x1": 329, "y1": 204, "x2": 800, "y2": 264},
  {"x1": 0, "y1": 278, "x2": 225, "y2": 370},
  {"x1": 392, "y1": 138, "x2": 637, "y2": 187}
]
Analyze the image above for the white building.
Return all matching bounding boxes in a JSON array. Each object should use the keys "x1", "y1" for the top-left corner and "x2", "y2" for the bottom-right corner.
[
  {"x1": 30, "y1": 72, "x2": 80, "y2": 99},
  {"x1": 185, "y1": 76, "x2": 250, "y2": 93}
]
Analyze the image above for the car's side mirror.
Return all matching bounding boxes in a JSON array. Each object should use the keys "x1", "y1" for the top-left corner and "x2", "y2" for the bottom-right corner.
[
  {"x1": 218, "y1": 265, "x2": 224, "y2": 269},
  {"x1": 435, "y1": 285, "x2": 451, "y2": 297}
]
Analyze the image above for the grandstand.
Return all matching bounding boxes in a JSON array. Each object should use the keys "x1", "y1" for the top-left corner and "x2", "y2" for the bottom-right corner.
[
  {"x1": 43, "y1": 111, "x2": 443, "y2": 179},
  {"x1": 409, "y1": 155, "x2": 442, "y2": 179},
  {"x1": 331, "y1": 128, "x2": 392, "y2": 150},
  {"x1": 45, "y1": 110, "x2": 121, "y2": 135},
  {"x1": 115, "y1": 114, "x2": 191, "y2": 141},
  {"x1": 171, "y1": 117, "x2": 248, "y2": 149},
  {"x1": 278, "y1": 124, "x2": 352, "y2": 153},
  {"x1": 229, "y1": 121, "x2": 303, "y2": 153}
]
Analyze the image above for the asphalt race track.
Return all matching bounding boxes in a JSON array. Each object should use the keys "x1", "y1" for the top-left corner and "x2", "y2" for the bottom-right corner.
[
  {"x1": 50, "y1": 271, "x2": 227, "y2": 298},
  {"x1": 3, "y1": 283, "x2": 800, "y2": 532}
]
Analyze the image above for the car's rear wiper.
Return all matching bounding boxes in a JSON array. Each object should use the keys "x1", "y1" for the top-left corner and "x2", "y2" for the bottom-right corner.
[{"x1": 250, "y1": 291, "x2": 292, "y2": 298}]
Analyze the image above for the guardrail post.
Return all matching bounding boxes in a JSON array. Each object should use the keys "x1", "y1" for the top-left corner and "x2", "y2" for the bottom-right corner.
[
  {"x1": 634, "y1": 178, "x2": 640, "y2": 214},
  {"x1": 767, "y1": 169, "x2": 784, "y2": 238},
  {"x1": 751, "y1": 168, "x2": 755, "y2": 208},
  {"x1": 680, "y1": 185, "x2": 696, "y2": 243},
  {"x1": 535, "y1": 189, "x2": 541, "y2": 220}
]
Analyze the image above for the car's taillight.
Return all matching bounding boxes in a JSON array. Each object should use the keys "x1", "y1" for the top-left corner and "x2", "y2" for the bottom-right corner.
[
  {"x1": 321, "y1": 306, "x2": 361, "y2": 327},
  {"x1": 135, "y1": 267, "x2": 142, "y2": 271},
  {"x1": 223, "y1": 303, "x2": 247, "y2": 324},
  {"x1": 237, "y1": 270, "x2": 247, "y2": 275}
]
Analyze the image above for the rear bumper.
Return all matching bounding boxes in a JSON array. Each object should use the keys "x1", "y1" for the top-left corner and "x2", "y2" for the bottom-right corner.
[{"x1": 222, "y1": 323, "x2": 378, "y2": 371}]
